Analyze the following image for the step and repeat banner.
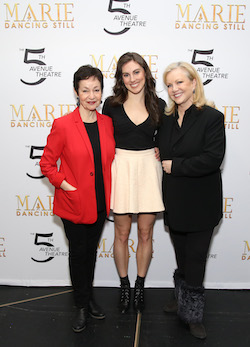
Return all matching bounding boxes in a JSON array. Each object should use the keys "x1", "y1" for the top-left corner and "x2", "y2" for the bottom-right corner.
[{"x1": 0, "y1": 1, "x2": 250, "y2": 289}]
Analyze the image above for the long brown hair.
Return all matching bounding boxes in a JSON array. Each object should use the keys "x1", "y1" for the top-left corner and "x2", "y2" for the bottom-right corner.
[{"x1": 110, "y1": 52, "x2": 161, "y2": 125}]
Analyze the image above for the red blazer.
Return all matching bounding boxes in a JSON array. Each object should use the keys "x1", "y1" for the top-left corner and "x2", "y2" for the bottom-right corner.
[{"x1": 40, "y1": 108, "x2": 115, "y2": 224}]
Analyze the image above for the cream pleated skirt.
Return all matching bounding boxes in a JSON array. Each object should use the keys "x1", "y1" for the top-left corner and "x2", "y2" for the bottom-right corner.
[{"x1": 111, "y1": 148, "x2": 164, "y2": 214}]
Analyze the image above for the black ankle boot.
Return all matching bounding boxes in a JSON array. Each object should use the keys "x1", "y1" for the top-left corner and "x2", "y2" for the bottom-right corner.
[
  {"x1": 72, "y1": 308, "x2": 88, "y2": 333},
  {"x1": 163, "y1": 298, "x2": 178, "y2": 313},
  {"x1": 88, "y1": 299, "x2": 106, "y2": 320},
  {"x1": 189, "y1": 322, "x2": 207, "y2": 339},
  {"x1": 163, "y1": 270, "x2": 184, "y2": 313},
  {"x1": 119, "y1": 283, "x2": 131, "y2": 314},
  {"x1": 133, "y1": 281, "x2": 144, "y2": 313}
]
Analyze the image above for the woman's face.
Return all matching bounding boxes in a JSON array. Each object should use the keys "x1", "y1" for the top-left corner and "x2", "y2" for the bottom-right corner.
[
  {"x1": 77, "y1": 76, "x2": 102, "y2": 111},
  {"x1": 165, "y1": 67, "x2": 196, "y2": 110},
  {"x1": 121, "y1": 60, "x2": 146, "y2": 95}
]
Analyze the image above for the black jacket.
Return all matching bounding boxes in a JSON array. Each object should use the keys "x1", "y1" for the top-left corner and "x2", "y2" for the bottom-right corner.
[{"x1": 157, "y1": 104, "x2": 225, "y2": 231}]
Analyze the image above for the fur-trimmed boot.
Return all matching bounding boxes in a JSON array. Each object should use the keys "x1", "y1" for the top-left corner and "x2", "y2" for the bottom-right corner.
[
  {"x1": 178, "y1": 282, "x2": 206, "y2": 339},
  {"x1": 163, "y1": 269, "x2": 184, "y2": 313}
]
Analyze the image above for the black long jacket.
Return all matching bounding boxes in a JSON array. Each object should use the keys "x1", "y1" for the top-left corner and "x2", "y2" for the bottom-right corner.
[{"x1": 157, "y1": 104, "x2": 225, "y2": 232}]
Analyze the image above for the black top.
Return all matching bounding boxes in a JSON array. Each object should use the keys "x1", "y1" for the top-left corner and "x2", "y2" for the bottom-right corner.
[
  {"x1": 84, "y1": 121, "x2": 105, "y2": 212},
  {"x1": 102, "y1": 97, "x2": 166, "y2": 150}
]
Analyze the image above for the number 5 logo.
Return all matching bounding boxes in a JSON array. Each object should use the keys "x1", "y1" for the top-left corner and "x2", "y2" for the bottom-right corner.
[
  {"x1": 104, "y1": 0, "x2": 131, "y2": 35},
  {"x1": 21, "y1": 48, "x2": 46, "y2": 86},
  {"x1": 26, "y1": 146, "x2": 45, "y2": 179},
  {"x1": 191, "y1": 49, "x2": 214, "y2": 85},
  {"x1": 31, "y1": 233, "x2": 55, "y2": 263}
]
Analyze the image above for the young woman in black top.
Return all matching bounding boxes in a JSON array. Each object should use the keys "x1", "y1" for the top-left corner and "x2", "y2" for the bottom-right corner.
[{"x1": 102, "y1": 52, "x2": 166, "y2": 313}]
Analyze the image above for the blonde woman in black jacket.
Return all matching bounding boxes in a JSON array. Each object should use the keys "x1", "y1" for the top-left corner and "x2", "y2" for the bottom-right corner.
[{"x1": 157, "y1": 62, "x2": 225, "y2": 339}]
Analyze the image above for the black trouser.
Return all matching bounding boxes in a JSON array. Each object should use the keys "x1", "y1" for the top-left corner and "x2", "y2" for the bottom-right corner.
[
  {"x1": 170, "y1": 228, "x2": 214, "y2": 287},
  {"x1": 62, "y1": 211, "x2": 106, "y2": 308}
]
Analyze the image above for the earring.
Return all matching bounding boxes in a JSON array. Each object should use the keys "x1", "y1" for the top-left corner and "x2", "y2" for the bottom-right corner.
[
  {"x1": 76, "y1": 97, "x2": 80, "y2": 107},
  {"x1": 193, "y1": 89, "x2": 195, "y2": 94}
]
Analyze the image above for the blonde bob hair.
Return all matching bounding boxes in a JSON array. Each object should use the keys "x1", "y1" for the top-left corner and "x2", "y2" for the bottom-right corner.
[{"x1": 163, "y1": 61, "x2": 215, "y2": 115}]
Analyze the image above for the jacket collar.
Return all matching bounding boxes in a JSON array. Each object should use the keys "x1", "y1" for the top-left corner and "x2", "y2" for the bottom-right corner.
[{"x1": 172, "y1": 104, "x2": 201, "y2": 145}]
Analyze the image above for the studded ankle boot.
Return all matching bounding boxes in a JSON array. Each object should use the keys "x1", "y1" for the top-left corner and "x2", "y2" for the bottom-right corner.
[
  {"x1": 133, "y1": 280, "x2": 145, "y2": 313},
  {"x1": 119, "y1": 281, "x2": 131, "y2": 314}
]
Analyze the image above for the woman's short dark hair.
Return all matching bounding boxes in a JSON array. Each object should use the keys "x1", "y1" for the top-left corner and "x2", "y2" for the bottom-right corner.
[{"x1": 73, "y1": 65, "x2": 104, "y2": 94}]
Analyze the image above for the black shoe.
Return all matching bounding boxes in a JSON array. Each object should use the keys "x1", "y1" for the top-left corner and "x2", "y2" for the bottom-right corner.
[
  {"x1": 88, "y1": 299, "x2": 106, "y2": 320},
  {"x1": 133, "y1": 283, "x2": 144, "y2": 313},
  {"x1": 72, "y1": 308, "x2": 88, "y2": 333},
  {"x1": 119, "y1": 283, "x2": 131, "y2": 314},
  {"x1": 189, "y1": 323, "x2": 207, "y2": 339},
  {"x1": 163, "y1": 299, "x2": 178, "y2": 313}
]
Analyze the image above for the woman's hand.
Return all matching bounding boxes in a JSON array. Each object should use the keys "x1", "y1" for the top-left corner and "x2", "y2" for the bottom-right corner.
[
  {"x1": 60, "y1": 180, "x2": 77, "y2": 191},
  {"x1": 162, "y1": 160, "x2": 172, "y2": 174},
  {"x1": 154, "y1": 147, "x2": 160, "y2": 161}
]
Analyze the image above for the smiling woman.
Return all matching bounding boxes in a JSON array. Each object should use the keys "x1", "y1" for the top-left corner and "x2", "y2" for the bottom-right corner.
[
  {"x1": 75, "y1": 77, "x2": 102, "y2": 123},
  {"x1": 102, "y1": 52, "x2": 166, "y2": 315},
  {"x1": 165, "y1": 68, "x2": 196, "y2": 125},
  {"x1": 158, "y1": 61, "x2": 225, "y2": 340},
  {"x1": 40, "y1": 65, "x2": 115, "y2": 333},
  {"x1": 122, "y1": 60, "x2": 146, "y2": 95}
]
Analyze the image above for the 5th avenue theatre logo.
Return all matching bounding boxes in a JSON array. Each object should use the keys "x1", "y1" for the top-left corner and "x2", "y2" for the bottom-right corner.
[
  {"x1": 10, "y1": 103, "x2": 76, "y2": 128},
  {"x1": 16, "y1": 195, "x2": 54, "y2": 217},
  {"x1": 20, "y1": 48, "x2": 62, "y2": 86},
  {"x1": 0, "y1": 237, "x2": 6, "y2": 258},
  {"x1": 189, "y1": 49, "x2": 229, "y2": 85},
  {"x1": 30, "y1": 233, "x2": 68, "y2": 263},
  {"x1": 90, "y1": 54, "x2": 158, "y2": 80},
  {"x1": 175, "y1": 3, "x2": 246, "y2": 30},
  {"x1": 242, "y1": 241, "x2": 250, "y2": 261},
  {"x1": 4, "y1": 2, "x2": 75, "y2": 29},
  {"x1": 104, "y1": 0, "x2": 146, "y2": 35},
  {"x1": 189, "y1": 49, "x2": 240, "y2": 130},
  {"x1": 223, "y1": 197, "x2": 233, "y2": 219}
]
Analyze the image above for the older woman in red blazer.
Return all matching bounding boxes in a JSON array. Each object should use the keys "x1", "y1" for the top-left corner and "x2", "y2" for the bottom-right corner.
[{"x1": 40, "y1": 65, "x2": 115, "y2": 333}]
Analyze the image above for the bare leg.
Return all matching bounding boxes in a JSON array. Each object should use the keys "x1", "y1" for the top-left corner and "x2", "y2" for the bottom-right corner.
[
  {"x1": 133, "y1": 213, "x2": 156, "y2": 312},
  {"x1": 114, "y1": 214, "x2": 132, "y2": 313},
  {"x1": 136, "y1": 213, "x2": 156, "y2": 277},
  {"x1": 113, "y1": 214, "x2": 132, "y2": 277}
]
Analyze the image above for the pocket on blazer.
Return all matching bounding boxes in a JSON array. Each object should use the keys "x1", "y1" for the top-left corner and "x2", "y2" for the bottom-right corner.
[{"x1": 57, "y1": 189, "x2": 81, "y2": 215}]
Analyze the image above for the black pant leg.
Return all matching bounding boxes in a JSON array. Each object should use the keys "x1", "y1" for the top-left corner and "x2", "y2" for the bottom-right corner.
[
  {"x1": 185, "y1": 229, "x2": 213, "y2": 287},
  {"x1": 62, "y1": 212, "x2": 106, "y2": 308},
  {"x1": 170, "y1": 228, "x2": 213, "y2": 287},
  {"x1": 170, "y1": 230, "x2": 186, "y2": 279},
  {"x1": 86, "y1": 211, "x2": 106, "y2": 298}
]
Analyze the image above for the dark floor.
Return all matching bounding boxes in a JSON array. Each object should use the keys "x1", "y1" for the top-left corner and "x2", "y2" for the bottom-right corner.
[{"x1": 0, "y1": 286, "x2": 249, "y2": 347}]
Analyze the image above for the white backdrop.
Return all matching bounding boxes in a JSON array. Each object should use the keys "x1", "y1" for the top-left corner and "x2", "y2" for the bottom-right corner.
[{"x1": 0, "y1": 0, "x2": 250, "y2": 289}]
